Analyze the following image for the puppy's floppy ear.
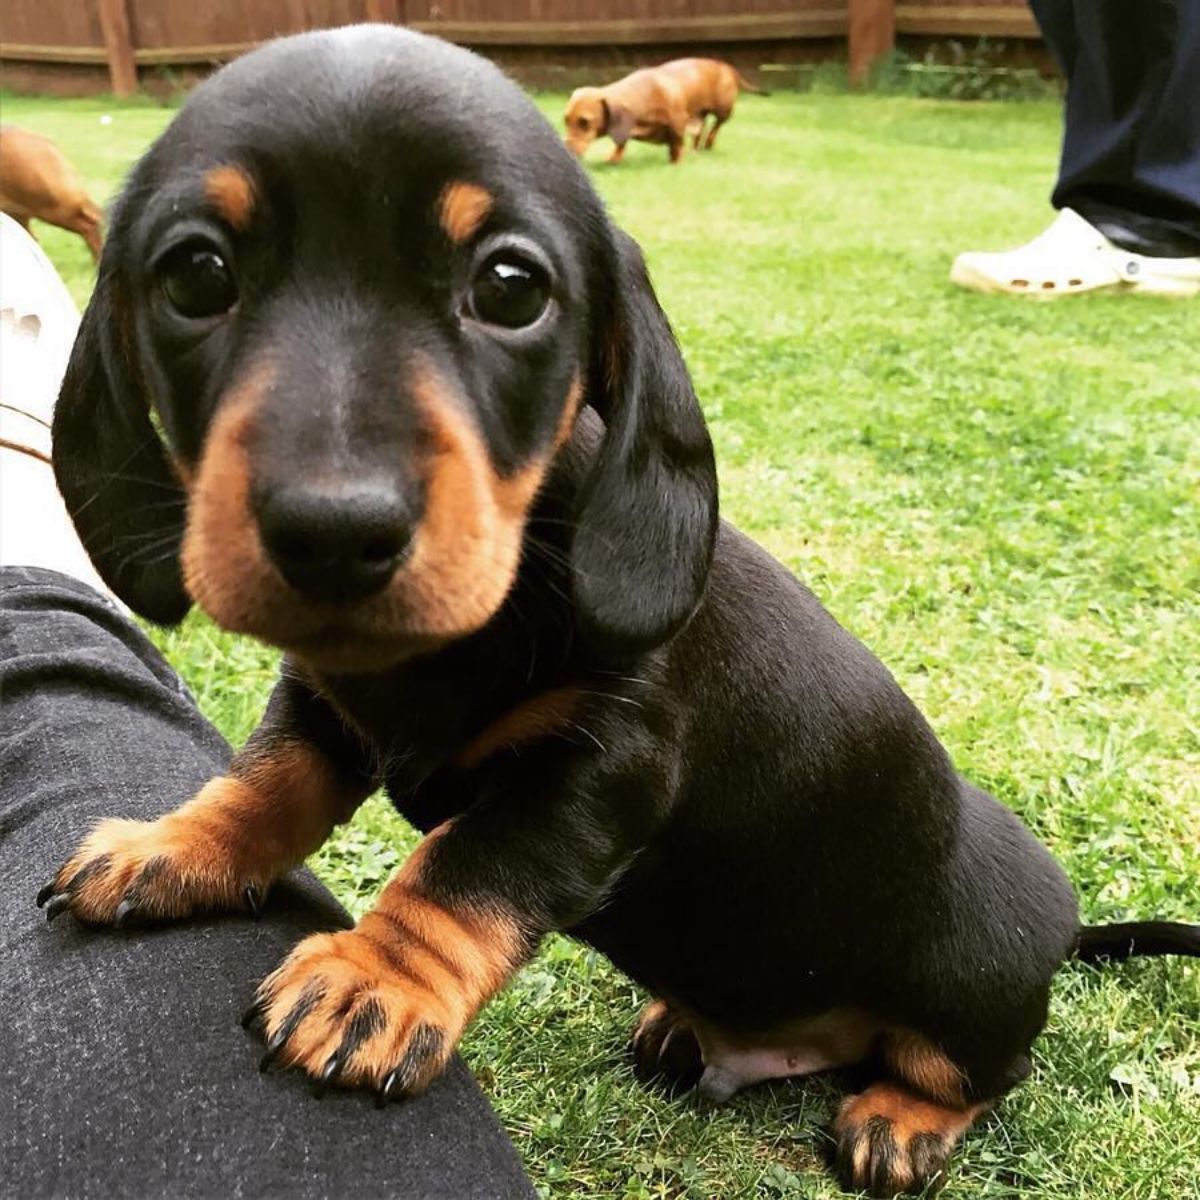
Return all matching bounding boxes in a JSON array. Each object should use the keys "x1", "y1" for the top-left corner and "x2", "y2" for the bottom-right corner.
[
  {"x1": 571, "y1": 229, "x2": 718, "y2": 657},
  {"x1": 602, "y1": 98, "x2": 635, "y2": 146},
  {"x1": 52, "y1": 257, "x2": 191, "y2": 624}
]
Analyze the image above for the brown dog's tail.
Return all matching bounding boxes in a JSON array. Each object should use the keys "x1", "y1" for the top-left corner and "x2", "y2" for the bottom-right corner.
[
  {"x1": 734, "y1": 70, "x2": 768, "y2": 96},
  {"x1": 1074, "y1": 920, "x2": 1200, "y2": 963}
]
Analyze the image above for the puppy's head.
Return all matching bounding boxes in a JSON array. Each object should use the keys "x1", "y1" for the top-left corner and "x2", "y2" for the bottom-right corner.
[
  {"x1": 55, "y1": 27, "x2": 717, "y2": 672},
  {"x1": 563, "y1": 87, "x2": 610, "y2": 157}
]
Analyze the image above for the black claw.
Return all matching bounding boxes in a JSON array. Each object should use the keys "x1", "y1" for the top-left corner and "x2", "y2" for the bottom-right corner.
[
  {"x1": 36, "y1": 881, "x2": 57, "y2": 908},
  {"x1": 113, "y1": 898, "x2": 138, "y2": 929},
  {"x1": 257, "y1": 982, "x2": 323, "y2": 1073},
  {"x1": 378, "y1": 1069, "x2": 400, "y2": 1108},
  {"x1": 44, "y1": 894, "x2": 72, "y2": 923},
  {"x1": 378, "y1": 1023, "x2": 444, "y2": 1102},
  {"x1": 313, "y1": 1053, "x2": 343, "y2": 1098},
  {"x1": 240, "y1": 1000, "x2": 265, "y2": 1031},
  {"x1": 243, "y1": 883, "x2": 263, "y2": 918},
  {"x1": 259, "y1": 1028, "x2": 289, "y2": 1073}
]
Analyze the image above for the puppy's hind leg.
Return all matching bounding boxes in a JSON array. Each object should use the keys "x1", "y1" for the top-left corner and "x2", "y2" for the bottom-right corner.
[
  {"x1": 835, "y1": 1083, "x2": 989, "y2": 1198},
  {"x1": 630, "y1": 999, "x2": 703, "y2": 1094},
  {"x1": 834, "y1": 1030, "x2": 1002, "y2": 1197}
]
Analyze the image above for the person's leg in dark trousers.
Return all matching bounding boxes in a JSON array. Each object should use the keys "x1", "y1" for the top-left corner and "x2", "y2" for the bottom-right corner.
[
  {"x1": 1032, "y1": 0, "x2": 1200, "y2": 255},
  {"x1": 0, "y1": 566, "x2": 535, "y2": 1199}
]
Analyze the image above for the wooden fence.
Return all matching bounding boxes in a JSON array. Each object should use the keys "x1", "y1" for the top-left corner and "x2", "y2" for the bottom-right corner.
[{"x1": 0, "y1": 1, "x2": 1041, "y2": 97}]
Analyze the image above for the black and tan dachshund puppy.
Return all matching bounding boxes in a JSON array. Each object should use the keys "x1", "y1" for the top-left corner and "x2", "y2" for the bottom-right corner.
[{"x1": 43, "y1": 27, "x2": 1197, "y2": 1197}]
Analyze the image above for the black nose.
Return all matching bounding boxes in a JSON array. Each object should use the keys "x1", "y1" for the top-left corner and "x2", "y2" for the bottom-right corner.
[{"x1": 256, "y1": 481, "x2": 411, "y2": 604}]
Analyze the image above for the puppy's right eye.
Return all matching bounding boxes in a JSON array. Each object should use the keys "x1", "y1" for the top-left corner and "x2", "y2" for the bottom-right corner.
[
  {"x1": 468, "y1": 255, "x2": 551, "y2": 329},
  {"x1": 159, "y1": 243, "x2": 238, "y2": 319}
]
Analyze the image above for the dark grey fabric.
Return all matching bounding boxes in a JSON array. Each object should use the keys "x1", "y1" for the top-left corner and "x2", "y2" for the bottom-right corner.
[{"x1": 0, "y1": 566, "x2": 535, "y2": 1200}]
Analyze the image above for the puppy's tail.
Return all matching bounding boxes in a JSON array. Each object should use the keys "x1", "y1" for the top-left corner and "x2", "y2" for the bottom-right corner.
[
  {"x1": 735, "y1": 71, "x2": 768, "y2": 96},
  {"x1": 1074, "y1": 920, "x2": 1200, "y2": 963}
]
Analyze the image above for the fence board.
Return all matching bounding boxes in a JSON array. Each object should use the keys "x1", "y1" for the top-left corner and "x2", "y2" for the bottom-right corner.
[
  {"x1": 0, "y1": 0, "x2": 1044, "y2": 94},
  {"x1": 0, "y1": 3, "x2": 100, "y2": 51},
  {"x1": 408, "y1": 13, "x2": 848, "y2": 45},
  {"x1": 98, "y1": 0, "x2": 138, "y2": 95},
  {"x1": 848, "y1": 0, "x2": 894, "y2": 84},
  {"x1": 895, "y1": 4, "x2": 1038, "y2": 37}
]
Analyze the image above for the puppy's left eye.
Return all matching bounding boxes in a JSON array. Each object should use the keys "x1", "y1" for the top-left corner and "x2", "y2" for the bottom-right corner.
[
  {"x1": 159, "y1": 243, "x2": 238, "y2": 319},
  {"x1": 468, "y1": 256, "x2": 550, "y2": 329}
]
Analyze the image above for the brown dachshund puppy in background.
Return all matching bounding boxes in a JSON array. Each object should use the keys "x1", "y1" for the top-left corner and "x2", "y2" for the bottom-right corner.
[
  {"x1": 564, "y1": 57, "x2": 760, "y2": 164},
  {"x1": 0, "y1": 126, "x2": 103, "y2": 260}
]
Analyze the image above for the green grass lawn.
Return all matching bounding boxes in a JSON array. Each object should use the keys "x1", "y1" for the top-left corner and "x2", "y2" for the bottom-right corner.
[{"x1": 5, "y1": 86, "x2": 1198, "y2": 1198}]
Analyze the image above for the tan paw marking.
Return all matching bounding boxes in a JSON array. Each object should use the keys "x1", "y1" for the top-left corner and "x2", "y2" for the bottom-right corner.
[
  {"x1": 247, "y1": 893, "x2": 521, "y2": 1101},
  {"x1": 835, "y1": 1082, "x2": 986, "y2": 1197},
  {"x1": 37, "y1": 781, "x2": 271, "y2": 926}
]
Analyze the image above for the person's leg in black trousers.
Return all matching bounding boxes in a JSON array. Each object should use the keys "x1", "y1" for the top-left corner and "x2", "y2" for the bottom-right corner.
[
  {"x1": 0, "y1": 218, "x2": 535, "y2": 1199},
  {"x1": 1034, "y1": 0, "x2": 1200, "y2": 255},
  {"x1": 952, "y1": 0, "x2": 1200, "y2": 295}
]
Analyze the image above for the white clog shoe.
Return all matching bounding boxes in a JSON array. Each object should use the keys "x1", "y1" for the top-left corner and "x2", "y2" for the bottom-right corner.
[{"x1": 951, "y1": 208, "x2": 1200, "y2": 297}]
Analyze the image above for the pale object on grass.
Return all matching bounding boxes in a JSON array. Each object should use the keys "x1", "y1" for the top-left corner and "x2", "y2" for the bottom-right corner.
[
  {"x1": 951, "y1": 208, "x2": 1200, "y2": 297},
  {"x1": 0, "y1": 212, "x2": 118, "y2": 599}
]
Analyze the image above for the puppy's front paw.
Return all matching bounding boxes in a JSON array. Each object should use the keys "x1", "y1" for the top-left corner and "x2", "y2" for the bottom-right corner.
[
  {"x1": 247, "y1": 927, "x2": 460, "y2": 1102},
  {"x1": 37, "y1": 788, "x2": 269, "y2": 927}
]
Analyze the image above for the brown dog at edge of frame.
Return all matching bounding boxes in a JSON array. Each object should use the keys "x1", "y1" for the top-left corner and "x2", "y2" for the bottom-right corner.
[{"x1": 0, "y1": 126, "x2": 104, "y2": 261}]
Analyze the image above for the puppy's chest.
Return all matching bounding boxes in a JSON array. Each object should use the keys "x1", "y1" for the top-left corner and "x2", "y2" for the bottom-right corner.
[{"x1": 320, "y1": 666, "x2": 565, "y2": 832}]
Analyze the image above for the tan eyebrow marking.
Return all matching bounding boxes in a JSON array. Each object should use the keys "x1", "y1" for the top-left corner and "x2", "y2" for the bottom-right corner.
[
  {"x1": 204, "y1": 165, "x2": 256, "y2": 232},
  {"x1": 438, "y1": 181, "x2": 493, "y2": 244}
]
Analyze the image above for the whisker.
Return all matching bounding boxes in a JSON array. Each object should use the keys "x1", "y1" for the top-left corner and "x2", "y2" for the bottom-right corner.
[
  {"x1": 575, "y1": 688, "x2": 645, "y2": 710},
  {"x1": 594, "y1": 671, "x2": 655, "y2": 687},
  {"x1": 526, "y1": 516, "x2": 579, "y2": 531},
  {"x1": 94, "y1": 467, "x2": 187, "y2": 493},
  {"x1": 113, "y1": 543, "x2": 180, "y2": 576},
  {"x1": 98, "y1": 515, "x2": 187, "y2": 550},
  {"x1": 565, "y1": 720, "x2": 607, "y2": 754},
  {"x1": 70, "y1": 436, "x2": 171, "y2": 519}
]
